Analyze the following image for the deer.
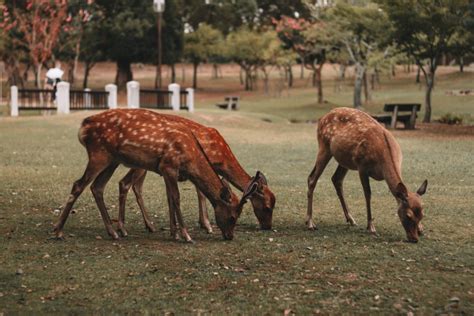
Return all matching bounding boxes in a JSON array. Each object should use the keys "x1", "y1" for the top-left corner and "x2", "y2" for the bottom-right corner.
[
  {"x1": 53, "y1": 109, "x2": 260, "y2": 242},
  {"x1": 306, "y1": 107, "x2": 428, "y2": 243},
  {"x1": 115, "y1": 113, "x2": 275, "y2": 237}
]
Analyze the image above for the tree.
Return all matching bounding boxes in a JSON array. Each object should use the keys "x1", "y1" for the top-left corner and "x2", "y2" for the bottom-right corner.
[
  {"x1": 184, "y1": 23, "x2": 223, "y2": 89},
  {"x1": 258, "y1": 31, "x2": 284, "y2": 95},
  {"x1": 275, "y1": 16, "x2": 335, "y2": 103},
  {"x1": 378, "y1": 0, "x2": 471, "y2": 122},
  {"x1": 183, "y1": 0, "x2": 258, "y2": 35},
  {"x1": 161, "y1": 0, "x2": 184, "y2": 84},
  {"x1": 225, "y1": 28, "x2": 266, "y2": 91},
  {"x1": 327, "y1": 2, "x2": 390, "y2": 108},
  {"x1": 94, "y1": 0, "x2": 155, "y2": 89},
  {"x1": 2, "y1": 0, "x2": 68, "y2": 88}
]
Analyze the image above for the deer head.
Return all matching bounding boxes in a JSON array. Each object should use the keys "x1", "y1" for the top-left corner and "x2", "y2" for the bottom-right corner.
[
  {"x1": 395, "y1": 180, "x2": 428, "y2": 243},
  {"x1": 214, "y1": 178, "x2": 258, "y2": 240},
  {"x1": 247, "y1": 171, "x2": 276, "y2": 230}
]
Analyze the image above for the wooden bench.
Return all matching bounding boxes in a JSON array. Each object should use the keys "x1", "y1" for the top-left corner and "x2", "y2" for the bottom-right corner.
[
  {"x1": 216, "y1": 96, "x2": 240, "y2": 110},
  {"x1": 373, "y1": 103, "x2": 421, "y2": 129}
]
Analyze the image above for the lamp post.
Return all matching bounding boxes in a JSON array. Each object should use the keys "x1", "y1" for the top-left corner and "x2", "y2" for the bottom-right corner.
[{"x1": 153, "y1": 0, "x2": 165, "y2": 89}]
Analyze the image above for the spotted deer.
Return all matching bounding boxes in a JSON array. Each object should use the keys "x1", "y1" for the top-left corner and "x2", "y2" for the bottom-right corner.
[
  {"x1": 307, "y1": 107, "x2": 428, "y2": 242},
  {"x1": 53, "y1": 109, "x2": 258, "y2": 242},
  {"x1": 116, "y1": 113, "x2": 275, "y2": 237}
]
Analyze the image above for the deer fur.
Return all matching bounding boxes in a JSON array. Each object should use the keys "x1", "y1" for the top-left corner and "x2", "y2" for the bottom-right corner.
[
  {"x1": 307, "y1": 107, "x2": 428, "y2": 242},
  {"x1": 116, "y1": 113, "x2": 275, "y2": 237},
  {"x1": 53, "y1": 109, "x2": 258, "y2": 242}
]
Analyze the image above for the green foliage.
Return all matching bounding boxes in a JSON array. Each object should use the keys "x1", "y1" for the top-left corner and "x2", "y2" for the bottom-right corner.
[
  {"x1": 377, "y1": 0, "x2": 470, "y2": 62},
  {"x1": 184, "y1": 23, "x2": 223, "y2": 64}
]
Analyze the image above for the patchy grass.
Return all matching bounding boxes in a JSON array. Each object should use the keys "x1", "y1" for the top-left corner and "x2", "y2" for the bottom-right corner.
[{"x1": 0, "y1": 108, "x2": 473, "y2": 314}]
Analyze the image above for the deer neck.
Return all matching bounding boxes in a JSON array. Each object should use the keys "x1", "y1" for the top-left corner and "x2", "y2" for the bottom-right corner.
[
  {"x1": 190, "y1": 165, "x2": 227, "y2": 207},
  {"x1": 381, "y1": 132, "x2": 404, "y2": 198},
  {"x1": 221, "y1": 160, "x2": 252, "y2": 192}
]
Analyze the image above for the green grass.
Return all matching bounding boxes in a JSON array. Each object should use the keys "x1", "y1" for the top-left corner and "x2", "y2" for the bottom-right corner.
[
  {"x1": 1, "y1": 68, "x2": 473, "y2": 313},
  {"x1": 1, "y1": 104, "x2": 473, "y2": 314},
  {"x1": 196, "y1": 70, "x2": 474, "y2": 124}
]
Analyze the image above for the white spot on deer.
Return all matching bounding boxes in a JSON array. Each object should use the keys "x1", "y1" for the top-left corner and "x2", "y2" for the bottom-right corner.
[
  {"x1": 119, "y1": 133, "x2": 123, "y2": 138},
  {"x1": 132, "y1": 131, "x2": 137, "y2": 136},
  {"x1": 128, "y1": 128, "x2": 132, "y2": 132},
  {"x1": 132, "y1": 115, "x2": 137, "y2": 119}
]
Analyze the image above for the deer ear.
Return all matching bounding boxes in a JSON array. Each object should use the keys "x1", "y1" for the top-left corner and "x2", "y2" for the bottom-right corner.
[
  {"x1": 220, "y1": 187, "x2": 232, "y2": 203},
  {"x1": 240, "y1": 182, "x2": 258, "y2": 205},
  {"x1": 395, "y1": 183, "x2": 408, "y2": 203},
  {"x1": 256, "y1": 171, "x2": 268, "y2": 185},
  {"x1": 417, "y1": 180, "x2": 428, "y2": 196}
]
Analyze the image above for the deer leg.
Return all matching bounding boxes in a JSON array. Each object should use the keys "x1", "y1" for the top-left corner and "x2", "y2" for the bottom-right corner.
[
  {"x1": 306, "y1": 148, "x2": 332, "y2": 230},
  {"x1": 91, "y1": 163, "x2": 120, "y2": 240},
  {"x1": 196, "y1": 186, "x2": 213, "y2": 234},
  {"x1": 131, "y1": 170, "x2": 156, "y2": 233},
  {"x1": 331, "y1": 165, "x2": 357, "y2": 225},
  {"x1": 163, "y1": 172, "x2": 192, "y2": 243},
  {"x1": 359, "y1": 172, "x2": 376, "y2": 234},
  {"x1": 53, "y1": 159, "x2": 110, "y2": 239},
  {"x1": 118, "y1": 170, "x2": 134, "y2": 237}
]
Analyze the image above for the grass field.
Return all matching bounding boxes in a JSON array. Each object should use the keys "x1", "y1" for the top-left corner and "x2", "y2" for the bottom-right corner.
[{"x1": 0, "y1": 65, "x2": 473, "y2": 314}]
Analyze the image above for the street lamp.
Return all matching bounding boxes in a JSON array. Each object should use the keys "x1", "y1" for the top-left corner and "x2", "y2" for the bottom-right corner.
[{"x1": 153, "y1": 0, "x2": 165, "y2": 88}]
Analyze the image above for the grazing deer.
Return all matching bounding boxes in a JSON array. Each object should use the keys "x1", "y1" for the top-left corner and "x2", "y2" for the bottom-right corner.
[
  {"x1": 307, "y1": 107, "x2": 428, "y2": 243},
  {"x1": 116, "y1": 113, "x2": 275, "y2": 237},
  {"x1": 53, "y1": 109, "x2": 259, "y2": 242}
]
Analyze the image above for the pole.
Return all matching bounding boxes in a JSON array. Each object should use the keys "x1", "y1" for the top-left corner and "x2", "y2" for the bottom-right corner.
[{"x1": 156, "y1": 12, "x2": 163, "y2": 89}]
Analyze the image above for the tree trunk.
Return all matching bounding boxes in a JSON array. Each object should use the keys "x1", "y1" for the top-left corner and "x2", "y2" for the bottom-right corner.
[
  {"x1": 300, "y1": 62, "x2": 304, "y2": 79},
  {"x1": 239, "y1": 67, "x2": 244, "y2": 85},
  {"x1": 181, "y1": 64, "x2": 186, "y2": 83},
  {"x1": 315, "y1": 67, "x2": 323, "y2": 104},
  {"x1": 416, "y1": 66, "x2": 421, "y2": 83},
  {"x1": 244, "y1": 67, "x2": 253, "y2": 91},
  {"x1": 5, "y1": 57, "x2": 24, "y2": 88},
  {"x1": 171, "y1": 64, "x2": 176, "y2": 83},
  {"x1": 353, "y1": 63, "x2": 364, "y2": 109},
  {"x1": 263, "y1": 73, "x2": 269, "y2": 95},
  {"x1": 67, "y1": 60, "x2": 75, "y2": 85},
  {"x1": 363, "y1": 71, "x2": 371, "y2": 102},
  {"x1": 83, "y1": 60, "x2": 95, "y2": 89},
  {"x1": 192, "y1": 62, "x2": 198, "y2": 89},
  {"x1": 212, "y1": 64, "x2": 218, "y2": 79},
  {"x1": 73, "y1": 39, "x2": 81, "y2": 85},
  {"x1": 35, "y1": 64, "x2": 43, "y2": 88},
  {"x1": 287, "y1": 65, "x2": 293, "y2": 88},
  {"x1": 459, "y1": 57, "x2": 464, "y2": 73},
  {"x1": 391, "y1": 65, "x2": 396, "y2": 77},
  {"x1": 115, "y1": 60, "x2": 133, "y2": 90},
  {"x1": 423, "y1": 70, "x2": 435, "y2": 123}
]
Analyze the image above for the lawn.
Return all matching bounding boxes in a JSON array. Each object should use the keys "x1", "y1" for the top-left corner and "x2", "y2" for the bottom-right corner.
[{"x1": 0, "y1": 66, "x2": 473, "y2": 314}]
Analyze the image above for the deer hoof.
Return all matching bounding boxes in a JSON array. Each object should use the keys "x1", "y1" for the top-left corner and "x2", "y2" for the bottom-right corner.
[
  {"x1": 306, "y1": 220, "x2": 318, "y2": 231},
  {"x1": 117, "y1": 226, "x2": 128, "y2": 237},
  {"x1": 108, "y1": 229, "x2": 120, "y2": 240},
  {"x1": 347, "y1": 217, "x2": 357, "y2": 226},
  {"x1": 146, "y1": 223, "x2": 156, "y2": 233}
]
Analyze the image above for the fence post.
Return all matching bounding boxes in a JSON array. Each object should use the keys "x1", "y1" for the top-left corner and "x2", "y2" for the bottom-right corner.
[
  {"x1": 56, "y1": 81, "x2": 70, "y2": 114},
  {"x1": 186, "y1": 88, "x2": 194, "y2": 112},
  {"x1": 10, "y1": 86, "x2": 18, "y2": 117},
  {"x1": 105, "y1": 84, "x2": 117, "y2": 109},
  {"x1": 168, "y1": 83, "x2": 180, "y2": 111},
  {"x1": 127, "y1": 81, "x2": 140, "y2": 109},
  {"x1": 84, "y1": 88, "x2": 92, "y2": 108}
]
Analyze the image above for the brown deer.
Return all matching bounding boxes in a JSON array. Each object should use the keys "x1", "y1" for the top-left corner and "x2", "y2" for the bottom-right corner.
[
  {"x1": 53, "y1": 109, "x2": 259, "y2": 242},
  {"x1": 307, "y1": 107, "x2": 428, "y2": 242},
  {"x1": 116, "y1": 113, "x2": 275, "y2": 237}
]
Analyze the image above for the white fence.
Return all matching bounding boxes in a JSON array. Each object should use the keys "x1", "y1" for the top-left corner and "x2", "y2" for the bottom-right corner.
[{"x1": 10, "y1": 81, "x2": 194, "y2": 116}]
